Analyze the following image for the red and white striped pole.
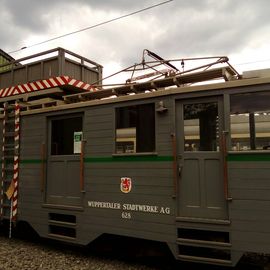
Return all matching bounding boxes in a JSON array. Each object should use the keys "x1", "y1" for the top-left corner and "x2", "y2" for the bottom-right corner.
[{"x1": 11, "y1": 101, "x2": 20, "y2": 221}]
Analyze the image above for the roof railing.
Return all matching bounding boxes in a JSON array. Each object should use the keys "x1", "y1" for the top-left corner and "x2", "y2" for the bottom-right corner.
[{"x1": 0, "y1": 47, "x2": 103, "y2": 89}]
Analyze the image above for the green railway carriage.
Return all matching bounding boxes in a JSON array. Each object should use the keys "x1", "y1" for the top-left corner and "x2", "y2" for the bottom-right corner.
[{"x1": 1, "y1": 48, "x2": 270, "y2": 267}]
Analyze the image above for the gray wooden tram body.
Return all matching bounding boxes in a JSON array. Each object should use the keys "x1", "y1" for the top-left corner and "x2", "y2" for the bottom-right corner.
[{"x1": 1, "y1": 49, "x2": 270, "y2": 267}]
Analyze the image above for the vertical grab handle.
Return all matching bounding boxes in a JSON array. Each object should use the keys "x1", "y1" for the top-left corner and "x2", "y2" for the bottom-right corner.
[
  {"x1": 221, "y1": 131, "x2": 231, "y2": 201},
  {"x1": 80, "y1": 140, "x2": 86, "y2": 193},
  {"x1": 171, "y1": 133, "x2": 178, "y2": 198},
  {"x1": 40, "y1": 143, "x2": 46, "y2": 192}
]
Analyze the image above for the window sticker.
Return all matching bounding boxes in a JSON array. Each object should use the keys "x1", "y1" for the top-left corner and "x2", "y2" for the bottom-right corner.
[{"x1": 74, "y1": 131, "x2": 82, "y2": 154}]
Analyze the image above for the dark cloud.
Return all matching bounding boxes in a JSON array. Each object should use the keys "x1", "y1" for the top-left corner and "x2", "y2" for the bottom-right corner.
[
  {"x1": 0, "y1": 0, "x2": 270, "y2": 71},
  {"x1": 2, "y1": 0, "x2": 57, "y2": 31},
  {"x1": 151, "y1": 0, "x2": 270, "y2": 58},
  {"x1": 0, "y1": 0, "x2": 165, "y2": 51}
]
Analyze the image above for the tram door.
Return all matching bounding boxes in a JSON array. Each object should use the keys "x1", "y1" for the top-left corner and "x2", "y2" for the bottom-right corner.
[
  {"x1": 46, "y1": 115, "x2": 83, "y2": 207},
  {"x1": 176, "y1": 98, "x2": 228, "y2": 220}
]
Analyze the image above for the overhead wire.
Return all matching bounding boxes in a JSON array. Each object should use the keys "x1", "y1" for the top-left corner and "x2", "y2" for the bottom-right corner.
[
  {"x1": 8, "y1": 0, "x2": 173, "y2": 54},
  {"x1": 233, "y1": 58, "x2": 270, "y2": 66}
]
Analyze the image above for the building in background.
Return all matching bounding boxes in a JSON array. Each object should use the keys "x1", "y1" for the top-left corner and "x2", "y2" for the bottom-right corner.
[{"x1": 0, "y1": 49, "x2": 14, "y2": 72}]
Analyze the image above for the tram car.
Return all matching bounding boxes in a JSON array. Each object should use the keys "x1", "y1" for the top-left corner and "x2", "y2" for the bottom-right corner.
[{"x1": 1, "y1": 47, "x2": 270, "y2": 266}]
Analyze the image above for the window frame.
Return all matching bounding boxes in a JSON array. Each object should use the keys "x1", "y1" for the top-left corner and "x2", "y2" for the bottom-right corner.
[
  {"x1": 229, "y1": 91, "x2": 270, "y2": 152},
  {"x1": 114, "y1": 102, "x2": 156, "y2": 155},
  {"x1": 48, "y1": 113, "x2": 84, "y2": 156},
  {"x1": 183, "y1": 101, "x2": 219, "y2": 152}
]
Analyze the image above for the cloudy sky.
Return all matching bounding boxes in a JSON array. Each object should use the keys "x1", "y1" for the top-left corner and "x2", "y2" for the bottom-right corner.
[{"x1": 1, "y1": 0, "x2": 270, "y2": 83}]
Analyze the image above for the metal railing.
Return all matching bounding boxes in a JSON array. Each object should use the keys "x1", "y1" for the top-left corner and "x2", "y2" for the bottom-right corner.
[{"x1": 0, "y1": 48, "x2": 103, "y2": 89}]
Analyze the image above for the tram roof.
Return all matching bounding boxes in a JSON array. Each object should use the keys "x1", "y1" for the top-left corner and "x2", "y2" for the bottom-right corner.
[{"x1": 1, "y1": 48, "x2": 270, "y2": 115}]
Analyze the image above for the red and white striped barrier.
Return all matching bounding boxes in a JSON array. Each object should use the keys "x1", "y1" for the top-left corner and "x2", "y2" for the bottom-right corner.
[{"x1": 0, "y1": 76, "x2": 97, "y2": 98}]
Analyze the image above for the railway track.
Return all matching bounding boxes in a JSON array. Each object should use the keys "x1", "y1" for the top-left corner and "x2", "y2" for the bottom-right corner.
[{"x1": 0, "y1": 226, "x2": 269, "y2": 270}]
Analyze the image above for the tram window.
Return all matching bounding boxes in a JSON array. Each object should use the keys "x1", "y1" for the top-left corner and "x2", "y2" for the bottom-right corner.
[
  {"x1": 184, "y1": 102, "x2": 219, "y2": 151},
  {"x1": 115, "y1": 104, "x2": 155, "y2": 153},
  {"x1": 230, "y1": 92, "x2": 270, "y2": 151},
  {"x1": 51, "y1": 116, "x2": 82, "y2": 155}
]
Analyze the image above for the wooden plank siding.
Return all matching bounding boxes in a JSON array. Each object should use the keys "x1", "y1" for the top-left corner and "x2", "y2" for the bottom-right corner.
[
  {"x1": 18, "y1": 115, "x2": 46, "y2": 232},
  {"x1": 15, "y1": 97, "x2": 176, "y2": 246},
  {"x1": 81, "y1": 98, "x2": 176, "y2": 242},
  {"x1": 228, "y1": 159, "x2": 270, "y2": 253}
]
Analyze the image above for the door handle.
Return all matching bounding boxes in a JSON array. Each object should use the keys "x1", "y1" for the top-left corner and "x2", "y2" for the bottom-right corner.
[{"x1": 178, "y1": 164, "x2": 183, "y2": 176}]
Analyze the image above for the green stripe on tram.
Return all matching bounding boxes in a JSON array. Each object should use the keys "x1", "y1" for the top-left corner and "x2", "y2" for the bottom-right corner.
[
  {"x1": 20, "y1": 159, "x2": 43, "y2": 164},
  {"x1": 84, "y1": 155, "x2": 173, "y2": 163},
  {"x1": 4, "y1": 154, "x2": 270, "y2": 163},
  {"x1": 227, "y1": 153, "x2": 270, "y2": 162},
  {"x1": 14, "y1": 156, "x2": 173, "y2": 164}
]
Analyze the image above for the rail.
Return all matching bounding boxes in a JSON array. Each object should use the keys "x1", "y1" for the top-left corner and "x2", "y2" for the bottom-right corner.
[{"x1": 0, "y1": 47, "x2": 103, "y2": 90}]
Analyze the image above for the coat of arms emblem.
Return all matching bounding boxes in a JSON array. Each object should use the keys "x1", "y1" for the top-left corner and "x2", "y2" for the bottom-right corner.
[{"x1": 120, "y1": 177, "x2": 132, "y2": 193}]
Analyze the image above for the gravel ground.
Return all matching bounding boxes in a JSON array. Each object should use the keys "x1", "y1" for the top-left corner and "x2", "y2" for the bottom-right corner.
[
  {"x1": 0, "y1": 230, "x2": 269, "y2": 270},
  {"x1": 0, "y1": 232, "x2": 184, "y2": 270}
]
